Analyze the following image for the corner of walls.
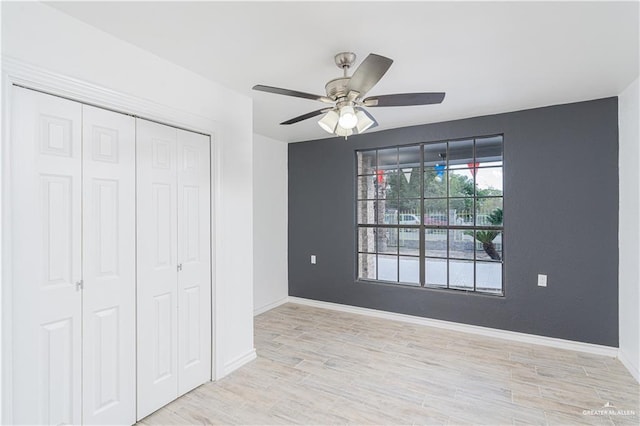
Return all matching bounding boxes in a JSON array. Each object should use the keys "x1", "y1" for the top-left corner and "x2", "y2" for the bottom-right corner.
[
  {"x1": 619, "y1": 347, "x2": 640, "y2": 383},
  {"x1": 618, "y1": 76, "x2": 640, "y2": 383},
  {"x1": 215, "y1": 120, "x2": 255, "y2": 377},
  {"x1": 252, "y1": 133, "x2": 289, "y2": 316}
]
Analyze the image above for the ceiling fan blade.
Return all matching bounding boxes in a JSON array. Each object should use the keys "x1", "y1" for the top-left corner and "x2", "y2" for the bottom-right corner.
[
  {"x1": 364, "y1": 92, "x2": 446, "y2": 107},
  {"x1": 346, "y1": 54, "x2": 393, "y2": 97},
  {"x1": 280, "y1": 108, "x2": 330, "y2": 125},
  {"x1": 253, "y1": 84, "x2": 333, "y2": 103}
]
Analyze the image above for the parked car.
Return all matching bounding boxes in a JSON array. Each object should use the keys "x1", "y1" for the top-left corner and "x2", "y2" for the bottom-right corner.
[
  {"x1": 399, "y1": 214, "x2": 420, "y2": 225},
  {"x1": 424, "y1": 214, "x2": 447, "y2": 225}
]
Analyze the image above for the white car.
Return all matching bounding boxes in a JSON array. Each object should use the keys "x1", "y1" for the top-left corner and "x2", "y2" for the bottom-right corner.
[{"x1": 399, "y1": 214, "x2": 420, "y2": 225}]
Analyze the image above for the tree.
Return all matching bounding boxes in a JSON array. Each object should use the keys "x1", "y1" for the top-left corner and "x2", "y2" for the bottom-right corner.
[
  {"x1": 383, "y1": 169, "x2": 422, "y2": 212},
  {"x1": 467, "y1": 208, "x2": 502, "y2": 260}
]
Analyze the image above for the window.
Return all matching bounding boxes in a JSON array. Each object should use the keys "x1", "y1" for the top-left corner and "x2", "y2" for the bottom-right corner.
[{"x1": 356, "y1": 135, "x2": 504, "y2": 295}]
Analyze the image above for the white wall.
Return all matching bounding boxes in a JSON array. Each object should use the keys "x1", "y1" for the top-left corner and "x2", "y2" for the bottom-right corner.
[
  {"x1": 1, "y1": 0, "x2": 254, "y2": 393},
  {"x1": 253, "y1": 133, "x2": 289, "y2": 314},
  {"x1": 619, "y1": 76, "x2": 640, "y2": 382}
]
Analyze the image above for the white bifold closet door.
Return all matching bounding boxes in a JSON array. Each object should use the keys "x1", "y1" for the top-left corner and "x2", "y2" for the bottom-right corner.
[
  {"x1": 11, "y1": 87, "x2": 83, "y2": 425},
  {"x1": 81, "y1": 105, "x2": 137, "y2": 425},
  {"x1": 136, "y1": 119, "x2": 211, "y2": 420},
  {"x1": 10, "y1": 87, "x2": 136, "y2": 425}
]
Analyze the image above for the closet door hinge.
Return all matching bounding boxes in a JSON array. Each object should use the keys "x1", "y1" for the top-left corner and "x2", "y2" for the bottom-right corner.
[{"x1": 75, "y1": 280, "x2": 84, "y2": 291}]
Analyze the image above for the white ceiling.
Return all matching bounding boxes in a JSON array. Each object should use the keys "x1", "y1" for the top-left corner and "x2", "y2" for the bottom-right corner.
[{"x1": 49, "y1": 1, "x2": 639, "y2": 143}]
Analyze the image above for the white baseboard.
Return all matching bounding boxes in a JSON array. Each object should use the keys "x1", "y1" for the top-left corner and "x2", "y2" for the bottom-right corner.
[
  {"x1": 618, "y1": 348, "x2": 640, "y2": 383},
  {"x1": 288, "y1": 297, "x2": 619, "y2": 358},
  {"x1": 254, "y1": 296, "x2": 289, "y2": 316},
  {"x1": 221, "y1": 349, "x2": 257, "y2": 378}
]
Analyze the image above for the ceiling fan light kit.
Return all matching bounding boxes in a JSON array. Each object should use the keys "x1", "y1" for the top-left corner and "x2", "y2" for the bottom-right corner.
[
  {"x1": 337, "y1": 105, "x2": 357, "y2": 129},
  {"x1": 355, "y1": 108, "x2": 375, "y2": 133},
  {"x1": 334, "y1": 125, "x2": 353, "y2": 138},
  {"x1": 318, "y1": 109, "x2": 339, "y2": 133},
  {"x1": 253, "y1": 52, "x2": 445, "y2": 139}
]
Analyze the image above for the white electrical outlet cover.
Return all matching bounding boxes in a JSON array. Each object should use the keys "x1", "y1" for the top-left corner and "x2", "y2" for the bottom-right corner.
[{"x1": 537, "y1": 274, "x2": 547, "y2": 287}]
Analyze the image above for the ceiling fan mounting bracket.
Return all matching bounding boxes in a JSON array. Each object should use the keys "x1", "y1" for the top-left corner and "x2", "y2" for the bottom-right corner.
[{"x1": 334, "y1": 52, "x2": 356, "y2": 69}]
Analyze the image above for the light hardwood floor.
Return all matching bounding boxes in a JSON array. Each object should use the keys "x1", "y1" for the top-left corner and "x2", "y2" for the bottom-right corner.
[{"x1": 140, "y1": 303, "x2": 639, "y2": 425}]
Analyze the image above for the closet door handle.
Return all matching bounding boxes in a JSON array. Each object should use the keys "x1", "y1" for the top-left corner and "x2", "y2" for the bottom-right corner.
[
  {"x1": 177, "y1": 263, "x2": 183, "y2": 272},
  {"x1": 75, "y1": 280, "x2": 84, "y2": 291}
]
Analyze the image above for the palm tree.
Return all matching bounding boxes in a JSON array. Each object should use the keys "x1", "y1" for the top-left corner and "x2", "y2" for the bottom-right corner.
[{"x1": 467, "y1": 208, "x2": 502, "y2": 260}]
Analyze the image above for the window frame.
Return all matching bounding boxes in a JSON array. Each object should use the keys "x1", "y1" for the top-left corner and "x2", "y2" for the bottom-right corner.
[{"x1": 355, "y1": 135, "x2": 504, "y2": 296}]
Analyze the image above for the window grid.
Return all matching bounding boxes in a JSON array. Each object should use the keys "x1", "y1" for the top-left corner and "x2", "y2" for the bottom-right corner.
[{"x1": 356, "y1": 135, "x2": 503, "y2": 295}]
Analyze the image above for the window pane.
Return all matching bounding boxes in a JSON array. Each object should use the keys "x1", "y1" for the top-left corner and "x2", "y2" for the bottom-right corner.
[
  {"x1": 358, "y1": 253, "x2": 377, "y2": 280},
  {"x1": 399, "y1": 228, "x2": 420, "y2": 255},
  {"x1": 449, "y1": 198, "x2": 473, "y2": 224},
  {"x1": 381, "y1": 169, "x2": 400, "y2": 197},
  {"x1": 424, "y1": 169, "x2": 447, "y2": 198},
  {"x1": 448, "y1": 139, "x2": 473, "y2": 169},
  {"x1": 425, "y1": 258, "x2": 447, "y2": 287},
  {"x1": 399, "y1": 145, "x2": 421, "y2": 168},
  {"x1": 399, "y1": 146, "x2": 421, "y2": 197},
  {"x1": 358, "y1": 227, "x2": 376, "y2": 253},
  {"x1": 378, "y1": 147, "x2": 398, "y2": 168},
  {"x1": 424, "y1": 142, "x2": 447, "y2": 167},
  {"x1": 476, "y1": 167, "x2": 503, "y2": 195},
  {"x1": 476, "y1": 136, "x2": 503, "y2": 165},
  {"x1": 475, "y1": 230, "x2": 503, "y2": 262},
  {"x1": 424, "y1": 199, "x2": 448, "y2": 225},
  {"x1": 357, "y1": 176, "x2": 378, "y2": 200},
  {"x1": 476, "y1": 261, "x2": 502, "y2": 294},
  {"x1": 378, "y1": 255, "x2": 398, "y2": 282},
  {"x1": 476, "y1": 198, "x2": 503, "y2": 226},
  {"x1": 449, "y1": 168, "x2": 474, "y2": 197},
  {"x1": 399, "y1": 256, "x2": 420, "y2": 285},
  {"x1": 449, "y1": 229, "x2": 474, "y2": 260},
  {"x1": 399, "y1": 167, "x2": 421, "y2": 196},
  {"x1": 357, "y1": 200, "x2": 376, "y2": 224},
  {"x1": 357, "y1": 150, "x2": 376, "y2": 175},
  {"x1": 381, "y1": 198, "x2": 399, "y2": 224},
  {"x1": 426, "y1": 228, "x2": 447, "y2": 258},
  {"x1": 449, "y1": 259, "x2": 474, "y2": 290},
  {"x1": 376, "y1": 228, "x2": 397, "y2": 255},
  {"x1": 398, "y1": 199, "x2": 420, "y2": 220}
]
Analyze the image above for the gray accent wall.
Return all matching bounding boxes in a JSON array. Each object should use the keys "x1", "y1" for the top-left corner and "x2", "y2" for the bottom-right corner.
[{"x1": 288, "y1": 98, "x2": 619, "y2": 347}]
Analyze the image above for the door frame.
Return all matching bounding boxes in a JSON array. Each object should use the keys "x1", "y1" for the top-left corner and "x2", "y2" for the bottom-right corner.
[{"x1": 1, "y1": 57, "x2": 222, "y2": 424}]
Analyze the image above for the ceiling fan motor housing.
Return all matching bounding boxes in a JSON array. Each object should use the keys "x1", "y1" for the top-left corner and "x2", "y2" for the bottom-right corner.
[{"x1": 325, "y1": 77, "x2": 350, "y2": 100}]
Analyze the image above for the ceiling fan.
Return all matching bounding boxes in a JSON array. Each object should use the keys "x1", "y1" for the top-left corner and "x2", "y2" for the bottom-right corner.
[{"x1": 253, "y1": 52, "x2": 445, "y2": 138}]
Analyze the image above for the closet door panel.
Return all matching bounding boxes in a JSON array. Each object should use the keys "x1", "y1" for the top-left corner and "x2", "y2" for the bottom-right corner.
[
  {"x1": 11, "y1": 87, "x2": 82, "y2": 425},
  {"x1": 177, "y1": 130, "x2": 212, "y2": 395},
  {"x1": 136, "y1": 119, "x2": 179, "y2": 420},
  {"x1": 82, "y1": 105, "x2": 136, "y2": 425}
]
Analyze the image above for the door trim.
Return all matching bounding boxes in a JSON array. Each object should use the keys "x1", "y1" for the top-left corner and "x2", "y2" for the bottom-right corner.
[{"x1": 1, "y1": 56, "x2": 222, "y2": 424}]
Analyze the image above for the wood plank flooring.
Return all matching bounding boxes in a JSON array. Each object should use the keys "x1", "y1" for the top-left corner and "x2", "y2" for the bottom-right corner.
[{"x1": 140, "y1": 303, "x2": 639, "y2": 425}]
